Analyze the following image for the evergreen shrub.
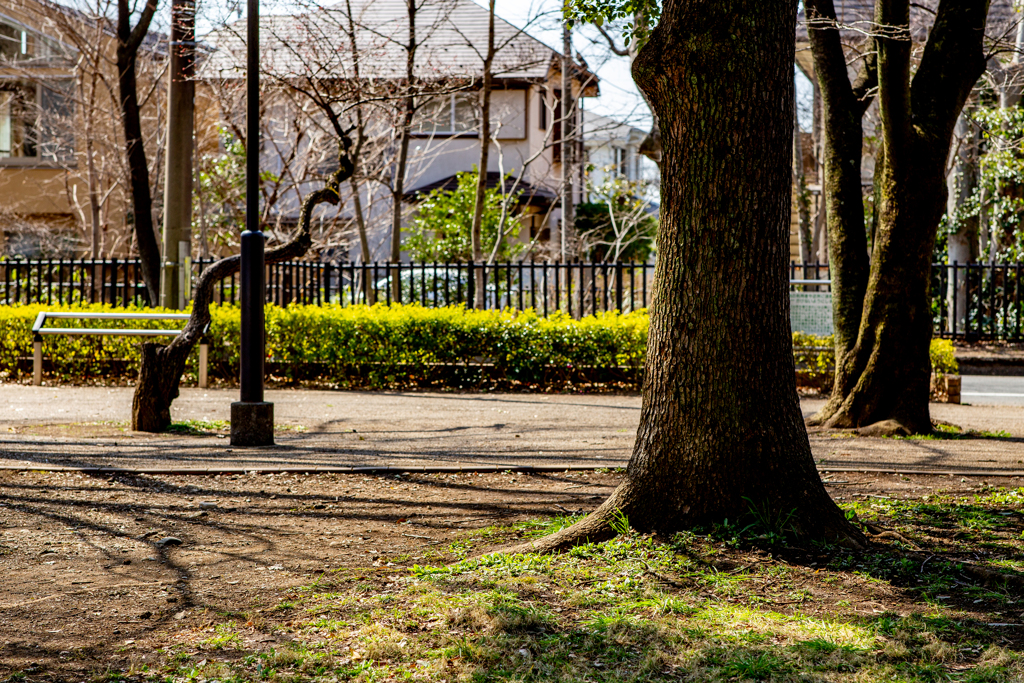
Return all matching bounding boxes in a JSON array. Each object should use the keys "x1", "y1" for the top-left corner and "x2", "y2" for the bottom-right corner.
[{"x1": 0, "y1": 304, "x2": 959, "y2": 389}]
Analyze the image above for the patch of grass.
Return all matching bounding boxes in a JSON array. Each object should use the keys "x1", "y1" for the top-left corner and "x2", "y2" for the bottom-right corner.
[
  {"x1": 126, "y1": 492, "x2": 1024, "y2": 683},
  {"x1": 198, "y1": 622, "x2": 242, "y2": 650},
  {"x1": 888, "y1": 423, "x2": 1015, "y2": 441},
  {"x1": 166, "y1": 419, "x2": 229, "y2": 435}
]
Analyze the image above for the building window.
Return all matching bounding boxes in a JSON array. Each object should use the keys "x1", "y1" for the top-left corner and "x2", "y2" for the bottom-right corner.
[
  {"x1": 0, "y1": 20, "x2": 58, "y2": 62},
  {"x1": 414, "y1": 94, "x2": 477, "y2": 135},
  {"x1": 0, "y1": 83, "x2": 37, "y2": 159},
  {"x1": 528, "y1": 213, "x2": 550, "y2": 242},
  {"x1": 613, "y1": 146, "x2": 628, "y2": 178},
  {"x1": 0, "y1": 80, "x2": 74, "y2": 163},
  {"x1": 0, "y1": 21, "x2": 28, "y2": 61}
]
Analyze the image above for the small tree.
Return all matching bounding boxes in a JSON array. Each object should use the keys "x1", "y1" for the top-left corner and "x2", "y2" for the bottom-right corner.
[
  {"x1": 943, "y1": 106, "x2": 1024, "y2": 262},
  {"x1": 131, "y1": 136, "x2": 355, "y2": 431},
  {"x1": 116, "y1": 0, "x2": 162, "y2": 304},
  {"x1": 576, "y1": 171, "x2": 656, "y2": 263},
  {"x1": 404, "y1": 169, "x2": 522, "y2": 262}
]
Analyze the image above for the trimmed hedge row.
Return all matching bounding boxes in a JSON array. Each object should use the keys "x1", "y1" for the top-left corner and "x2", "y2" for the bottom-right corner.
[
  {"x1": 0, "y1": 303, "x2": 958, "y2": 389},
  {"x1": 792, "y1": 331, "x2": 959, "y2": 390},
  {"x1": 0, "y1": 303, "x2": 648, "y2": 388}
]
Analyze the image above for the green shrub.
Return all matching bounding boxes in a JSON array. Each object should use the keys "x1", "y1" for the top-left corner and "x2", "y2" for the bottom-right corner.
[
  {"x1": 929, "y1": 338, "x2": 959, "y2": 375},
  {"x1": 0, "y1": 303, "x2": 960, "y2": 389},
  {"x1": 0, "y1": 303, "x2": 648, "y2": 389},
  {"x1": 792, "y1": 333, "x2": 960, "y2": 389},
  {"x1": 0, "y1": 303, "x2": 203, "y2": 382}
]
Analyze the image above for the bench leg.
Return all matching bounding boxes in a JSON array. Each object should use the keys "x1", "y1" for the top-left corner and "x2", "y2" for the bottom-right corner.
[
  {"x1": 33, "y1": 340, "x2": 42, "y2": 386},
  {"x1": 199, "y1": 343, "x2": 209, "y2": 389}
]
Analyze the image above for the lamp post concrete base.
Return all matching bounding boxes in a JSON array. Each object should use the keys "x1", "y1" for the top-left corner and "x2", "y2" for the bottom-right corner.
[{"x1": 231, "y1": 401, "x2": 274, "y2": 446}]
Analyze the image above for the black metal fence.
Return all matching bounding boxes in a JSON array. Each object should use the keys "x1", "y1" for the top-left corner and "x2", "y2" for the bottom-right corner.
[
  {"x1": 932, "y1": 262, "x2": 1024, "y2": 342},
  {"x1": 5, "y1": 257, "x2": 1024, "y2": 340},
  {"x1": 195, "y1": 259, "x2": 656, "y2": 317},
  {"x1": 1, "y1": 258, "x2": 150, "y2": 307}
]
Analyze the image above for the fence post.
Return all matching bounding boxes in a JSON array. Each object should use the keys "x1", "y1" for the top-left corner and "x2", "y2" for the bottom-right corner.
[
  {"x1": 199, "y1": 340, "x2": 209, "y2": 389},
  {"x1": 467, "y1": 260, "x2": 475, "y2": 309},
  {"x1": 33, "y1": 334, "x2": 42, "y2": 386},
  {"x1": 615, "y1": 263, "x2": 623, "y2": 312}
]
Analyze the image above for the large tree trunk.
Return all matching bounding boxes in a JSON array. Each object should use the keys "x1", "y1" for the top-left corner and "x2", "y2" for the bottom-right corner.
[
  {"x1": 515, "y1": 0, "x2": 865, "y2": 553},
  {"x1": 809, "y1": 0, "x2": 988, "y2": 435},
  {"x1": 131, "y1": 141, "x2": 355, "y2": 431},
  {"x1": 117, "y1": 0, "x2": 161, "y2": 306}
]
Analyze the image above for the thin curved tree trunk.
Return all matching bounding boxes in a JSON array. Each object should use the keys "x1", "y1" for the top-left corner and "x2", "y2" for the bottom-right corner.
[
  {"x1": 131, "y1": 140, "x2": 355, "y2": 431},
  {"x1": 515, "y1": 0, "x2": 865, "y2": 553},
  {"x1": 117, "y1": 0, "x2": 161, "y2": 305}
]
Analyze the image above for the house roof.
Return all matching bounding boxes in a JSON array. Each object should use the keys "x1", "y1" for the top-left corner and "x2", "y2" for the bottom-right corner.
[
  {"x1": 200, "y1": 0, "x2": 597, "y2": 90},
  {"x1": 582, "y1": 110, "x2": 647, "y2": 146},
  {"x1": 405, "y1": 171, "x2": 557, "y2": 208}
]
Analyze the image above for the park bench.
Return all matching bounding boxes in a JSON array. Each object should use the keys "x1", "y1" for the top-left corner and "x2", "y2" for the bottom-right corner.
[{"x1": 31, "y1": 312, "x2": 210, "y2": 388}]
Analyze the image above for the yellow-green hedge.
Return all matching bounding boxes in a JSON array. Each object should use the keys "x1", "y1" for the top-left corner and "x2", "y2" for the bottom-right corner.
[
  {"x1": 0, "y1": 303, "x2": 959, "y2": 389},
  {"x1": 0, "y1": 303, "x2": 648, "y2": 388},
  {"x1": 792, "y1": 332, "x2": 959, "y2": 389}
]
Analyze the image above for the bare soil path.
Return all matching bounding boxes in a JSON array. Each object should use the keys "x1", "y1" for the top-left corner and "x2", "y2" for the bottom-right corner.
[{"x1": 0, "y1": 386, "x2": 1023, "y2": 475}]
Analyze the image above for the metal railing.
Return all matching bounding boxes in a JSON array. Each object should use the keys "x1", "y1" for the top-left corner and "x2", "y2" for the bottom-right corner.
[
  {"x1": 1, "y1": 258, "x2": 150, "y2": 307},
  {"x1": 932, "y1": 261, "x2": 1024, "y2": 342},
  {"x1": 195, "y1": 259, "x2": 658, "y2": 317},
  {"x1": 5, "y1": 257, "x2": 1024, "y2": 340}
]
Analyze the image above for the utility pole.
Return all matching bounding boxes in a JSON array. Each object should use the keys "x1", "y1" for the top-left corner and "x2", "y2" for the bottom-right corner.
[
  {"x1": 160, "y1": 0, "x2": 196, "y2": 310},
  {"x1": 560, "y1": 20, "x2": 574, "y2": 262},
  {"x1": 231, "y1": 0, "x2": 274, "y2": 447}
]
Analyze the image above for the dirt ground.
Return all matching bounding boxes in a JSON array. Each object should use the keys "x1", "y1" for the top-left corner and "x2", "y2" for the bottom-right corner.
[
  {"x1": 2, "y1": 386, "x2": 1024, "y2": 474},
  {"x1": 1, "y1": 468, "x2": 1021, "y2": 680}
]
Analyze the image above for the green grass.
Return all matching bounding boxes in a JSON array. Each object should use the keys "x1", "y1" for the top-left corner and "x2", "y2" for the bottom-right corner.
[
  {"x1": 166, "y1": 419, "x2": 230, "y2": 435},
  {"x1": 166, "y1": 419, "x2": 305, "y2": 435},
  {"x1": 85, "y1": 488, "x2": 1024, "y2": 682},
  {"x1": 886, "y1": 423, "x2": 1015, "y2": 441}
]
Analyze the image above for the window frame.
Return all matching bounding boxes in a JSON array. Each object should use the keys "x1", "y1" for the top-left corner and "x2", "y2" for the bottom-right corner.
[
  {"x1": 412, "y1": 93, "x2": 479, "y2": 137},
  {"x1": 0, "y1": 78, "x2": 76, "y2": 168}
]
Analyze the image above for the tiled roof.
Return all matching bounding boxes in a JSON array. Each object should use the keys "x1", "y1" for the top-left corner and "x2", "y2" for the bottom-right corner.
[{"x1": 201, "y1": 0, "x2": 592, "y2": 85}]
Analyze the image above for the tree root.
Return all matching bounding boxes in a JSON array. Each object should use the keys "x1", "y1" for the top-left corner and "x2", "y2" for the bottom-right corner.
[
  {"x1": 865, "y1": 527, "x2": 921, "y2": 551},
  {"x1": 497, "y1": 485, "x2": 870, "y2": 555},
  {"x1": 501, "y1": 493, "x2": 625, "y2": 555}
]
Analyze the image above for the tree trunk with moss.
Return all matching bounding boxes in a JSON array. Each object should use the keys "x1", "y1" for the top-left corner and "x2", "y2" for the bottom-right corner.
[
  {"x1": 514, "y1": 0, "x2": 865, "y2": 553},
  {"x1": 131, "y1": 141, "x2": 355, "y2": 432},
  {"x1": 806, "y1": 0, "x2": 988, "y2": 435}
]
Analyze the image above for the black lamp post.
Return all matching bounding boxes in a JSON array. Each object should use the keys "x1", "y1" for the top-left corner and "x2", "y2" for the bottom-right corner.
[{"x1": 231, "y1": 0, "x2": 274, "y2": 446}]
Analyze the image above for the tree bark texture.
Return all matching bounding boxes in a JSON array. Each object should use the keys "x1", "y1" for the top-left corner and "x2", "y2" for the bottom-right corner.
[
  {"x1": 808, "y1": 0, "x2": 988, "y2": 434},
  {"x1": 804, "y1": 0, "x2": 876, "y2": 368},
  {"x1": 515, "y1": 0, "x2": 865, "y2": 553},
  {"x1": 117, "y1": 0, "x2": 161, "y2": 306},
  {"x1": 131, "y1": 140, "x2": 355, "y2": 431}
]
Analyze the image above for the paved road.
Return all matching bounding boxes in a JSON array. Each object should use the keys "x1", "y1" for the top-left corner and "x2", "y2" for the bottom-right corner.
[
  {"x1": 0, "y1": 385, "x2": 1022, "y2": 474},
  {"x1": 962, "y1": 375, "x2": 1024, "y2": 406}
]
